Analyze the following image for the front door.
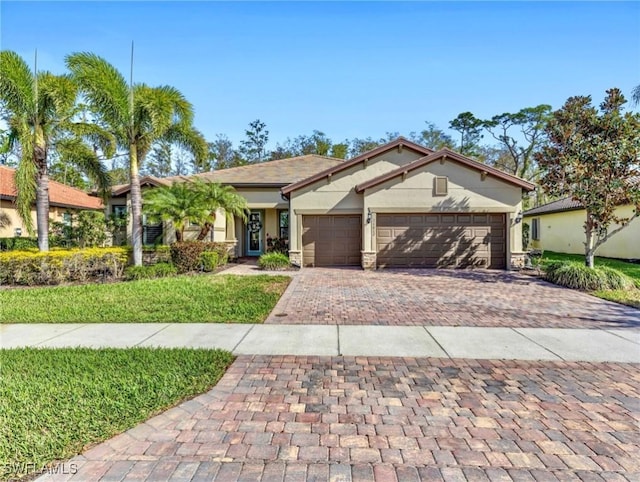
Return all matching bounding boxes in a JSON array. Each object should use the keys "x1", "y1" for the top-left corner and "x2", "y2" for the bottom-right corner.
[{"x1": 246, "y1": 210, "x2": 264, "y2": 256}]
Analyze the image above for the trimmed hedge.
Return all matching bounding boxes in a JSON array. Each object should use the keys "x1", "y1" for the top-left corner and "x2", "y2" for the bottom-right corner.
[
  {"x1": 0, "y1": 248, "x2": 128, "y2": 286},
  {"x1": 200, "y1": 252, "x2": 219, "y2": 272},
  {"x1": 169, "y1": 242, "x2": 229, "y2": 273},
  {"x1": 544, "y1": 261, "x2": 635, "y2": 291}
]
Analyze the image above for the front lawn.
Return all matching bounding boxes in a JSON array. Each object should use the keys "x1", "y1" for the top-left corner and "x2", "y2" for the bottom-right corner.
[
  {"x1": 0, "y1": 348, "x2": 234, "y2": 481},
  {"x1": 0, "y1": 274, "x2": 290, "y2": 323},
  {"x1": 542, "y1": 251, "x2": 640, "y2": 308}
]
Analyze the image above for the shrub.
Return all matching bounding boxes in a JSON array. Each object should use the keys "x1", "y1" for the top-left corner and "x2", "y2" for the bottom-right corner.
[
  {"x1": 258, "y1": 252, "x2": 291, "y2": 270},
  {"x1": 200, "y1": 252, "x2": 219, "y2": 272},
  {"x1": 0, "y1": 248, "x2": 128, "y2": 286},
  {"x1": 0, "y1": 237, "x2": 38, "y2": 251},
  {"x1": 544, "y1": 261, "x2": 635, "y2": 291},
  {"x1": 170, "y1": 242, "x2": 229, "y2": 273},
  {"x1": 124, "y1": 262, "x2": 177, "y2": 281},
  {"x1": 141, "y1": 245, "x2": 171, "y2": 265}
]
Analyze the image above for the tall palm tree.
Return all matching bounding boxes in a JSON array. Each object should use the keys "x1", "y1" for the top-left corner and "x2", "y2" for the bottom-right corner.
[
  {"x1": 143, "y1": 181, "x2": 211, "y2": 242},
  {"x1": 66, "y1": 52, "x2": 207, "y2": 265},
  {"x1": 0, "y1": 50, "x2": 112, "y2": 250},
  {"x1": 194, "y1": 179, "x2": 248, "y2": 241},
  {"x1": 632, "y1": 84, "x2": 640, "y2": 106}
]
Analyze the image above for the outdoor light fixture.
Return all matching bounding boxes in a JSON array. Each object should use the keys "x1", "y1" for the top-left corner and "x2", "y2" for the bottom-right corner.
[
  {"x1": 514, "y1": 211, "x2": 523, "y2": 224},
  {"x1": 366, "y1": 208, "x2": 372, "y2": 224}
]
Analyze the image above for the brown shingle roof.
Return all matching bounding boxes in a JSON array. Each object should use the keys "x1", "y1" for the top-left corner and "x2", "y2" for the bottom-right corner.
[
  {"x1": 110, "y1": 155, "x2": 345, "y2": 195},
  {"x1": 354, "y1": 147, "x2": 536, "y2": 193},
  {"x1": 0, "y1": 165, "x2": 102, "y2": 209},
  {"x1": 281, "y1": 137, "x2": 433, "y2": 196},
  {"x1": 523, "y1": 197, "x2": 583, "y2": 216}
]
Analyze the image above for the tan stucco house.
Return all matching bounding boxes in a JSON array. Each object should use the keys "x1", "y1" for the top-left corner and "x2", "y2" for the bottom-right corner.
[
  {"x1": 0, "y1": 165, "x2": 103, "y2": 238},
  {"x1": 109, "y1": 138, "x2": 535, "y2": 269},
  {"x1": 524, "y1": 198, "x2": 640, "y2": 260}
]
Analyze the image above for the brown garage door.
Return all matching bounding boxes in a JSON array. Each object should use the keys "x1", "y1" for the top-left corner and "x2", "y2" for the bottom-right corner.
[
  {"x1": 302, "y1": 215, "x2": 361, "y2": 267},
  {"x1": 376, "y1": 213, "x2": 506, "y2": 269}
]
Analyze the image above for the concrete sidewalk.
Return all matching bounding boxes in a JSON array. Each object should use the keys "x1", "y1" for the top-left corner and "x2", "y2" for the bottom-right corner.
[{"x1": 1, "y1": 323, "x2": 638, "y2": 362}]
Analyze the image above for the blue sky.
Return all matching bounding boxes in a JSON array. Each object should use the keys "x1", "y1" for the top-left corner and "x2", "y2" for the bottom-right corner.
[{"x1": 2, "y1": 1, "x2": 639, "y2": 149}]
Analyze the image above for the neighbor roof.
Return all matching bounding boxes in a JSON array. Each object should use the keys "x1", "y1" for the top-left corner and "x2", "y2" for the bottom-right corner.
[
  {"x1": 110, "y1": 154, "x2": 345, "y2": 196},
  {"x1": 281, "y1": 137, "x2": 433, "y2": 197},
  {"x1": 355, "y1": 148, "x2": 536, "y2": 193},
  {"x1": 523, "y1": 176, "x2": 640, "y2": 216},
  {"x1": 0, "y1": 165, "x2": 103, "y2": 209}
]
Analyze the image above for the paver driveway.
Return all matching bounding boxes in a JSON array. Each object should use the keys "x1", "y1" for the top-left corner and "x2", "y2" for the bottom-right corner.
[
  {"x1": 265, "y1": 268, "x2": 640, "y2": 328},
  {"x1": 45, "y1": 355, "x2": 640, "y2": 481}
]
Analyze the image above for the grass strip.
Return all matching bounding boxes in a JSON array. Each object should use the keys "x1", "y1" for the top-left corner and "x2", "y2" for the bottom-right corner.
[
  {"x1": 0, "y1": 347, "x2": 234, "y2": 480},
  {"x1": 0, "y1": 274, "x2": 290, "y2": 323}
]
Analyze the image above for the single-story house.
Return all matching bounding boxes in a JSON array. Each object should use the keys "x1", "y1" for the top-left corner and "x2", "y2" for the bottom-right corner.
[
  {"x1": 109, "y1": 137, "x2": 535, "y2": 270},
  {"x1": 523, "y1": 197, "x2": 640, "y2": 260},
  {"x1": 0, "y1": 165, "x2": 103, "y2": 238}
]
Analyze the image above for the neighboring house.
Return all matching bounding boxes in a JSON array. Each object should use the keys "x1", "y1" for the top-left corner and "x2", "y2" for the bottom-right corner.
[
  {"x1": 108, "y1": 138, "x2": 535, "y2": 270},
  {"x1": 523, "y1": 198, "x2": 640, "y2": 260},
  {"x1": 0, "y1": 165, "x2": 103, "y2": 238}
]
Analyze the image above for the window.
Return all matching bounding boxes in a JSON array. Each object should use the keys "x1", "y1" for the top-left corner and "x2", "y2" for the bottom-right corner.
[
  {"x1": 278, "y1": 210, "x2": 289, "y2": 240},
  {"x1": 63, "y1": 212, "x2": 73, "y2": 226},
  {"x1": 434, "y1": 176, "x2": 448, "y2": 196},
  {"x1": 532, "y1": 218, "x2": 540, "y2": 241},
  {"x1": 112, "y1": 205, "x2": 127, "y2": 218}
]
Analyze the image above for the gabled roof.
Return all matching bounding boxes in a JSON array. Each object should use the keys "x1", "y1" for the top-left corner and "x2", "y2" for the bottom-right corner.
[
  {"x1": 281, "y1": 137, "x2": 433, "y2": 197},
  {"x1": 523, "y1": 197, "x2": 583, "y2": 216},
  {"x1": 0, "y1": 165, "x2": 103, "y2": 209},
  {"x1": 110, "y1": 154, "x2": 345, "y2": 196},
  {"x1": 355, "y1": 148, "x2": 536, "y2": 193}
]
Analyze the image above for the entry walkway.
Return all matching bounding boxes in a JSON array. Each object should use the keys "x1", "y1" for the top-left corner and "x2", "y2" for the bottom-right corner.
[{"x1": 2, "y1": 323, "x2": 638, "y2": 362}]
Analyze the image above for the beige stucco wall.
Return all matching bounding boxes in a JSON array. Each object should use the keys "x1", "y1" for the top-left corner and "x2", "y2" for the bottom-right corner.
[
  {"x1": 362, "y1": 159, "x2": 525, "y2": 255},
  {"x1": 289, "y1": 148, "x2": 423, "y2": 251},
  {"x1": 525, "y1": 205, "x2": 640, "y2": 260},
  {"x1": 0, "y1": 199, "x2": 88, "y2": 238}
]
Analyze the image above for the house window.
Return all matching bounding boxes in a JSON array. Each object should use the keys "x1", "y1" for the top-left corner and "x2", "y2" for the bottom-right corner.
[
  {"x1": 63, "y1": 212, "x2": 73, "y2": 226},
  {"x1": 112, "y1": 205, "x2": 127, "y2": 219},
  {"x1": 278, "y1": 210, "x2": 289, "y2": 241},
  {"x1": 532, "y1": 218, "x2": 540, "y2": 241},
  {"x1": 434, "y1": 176, "x2": 448, "y2": 196}
]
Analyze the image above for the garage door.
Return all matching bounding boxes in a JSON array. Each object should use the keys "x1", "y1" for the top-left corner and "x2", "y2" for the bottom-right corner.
[
  {"x1": 302, "y1": 215, "x2": 361, "y2": 267},
  {"x1": 376, "y1": 213, "x2": 506, "y2": 269}
]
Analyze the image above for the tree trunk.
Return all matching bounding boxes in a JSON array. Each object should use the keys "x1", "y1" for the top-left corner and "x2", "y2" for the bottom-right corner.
[
  {"x1": 196, "y1": 212, "x2": 217, "y2": 241},
  {"x1": 130, "y1": 145, "x2": 143, "y2": 266},
  {"x1": 34, "y1": 129, "x2": 49, "y2": 252},
  {"x1": 176, "y1": 229, "x2": 183, "y2": 242},
  {"x1": 584, "y1": 214, "x2": 595, "y2": 268}
]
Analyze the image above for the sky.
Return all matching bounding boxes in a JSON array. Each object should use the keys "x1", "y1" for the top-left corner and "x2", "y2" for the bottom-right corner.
[{"x1": 1, "y1": 1, "x2": 639, "y2": 150}]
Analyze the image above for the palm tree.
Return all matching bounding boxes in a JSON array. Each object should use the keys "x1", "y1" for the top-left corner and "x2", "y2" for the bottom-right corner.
[
  {"x1": 0, "y1": 50, "x2": 112, "y2": 250},
  {"x1": 194, "y1": 179, "x2": 249, "y2": 241},
  {"x1": 632, "y1": 84, "x2": 640, "y2": 106},
  {"x1": 66, "y1": 52, "x2": 207, "y2": 265},
  {"x1": 142, "y1": 181, "x2": 211, "y2": 242}
]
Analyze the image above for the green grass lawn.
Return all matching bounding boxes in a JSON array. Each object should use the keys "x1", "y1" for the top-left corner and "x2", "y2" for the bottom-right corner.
[
  {"x1": 542, "y1": 251, "x2": 640, "y2": 308},
  {"x1": 0, "y1": 274, "x2": 290, "y2": 323},
  {"x1": 0, "y1": 348, "x2": 234, "y2": 481}
]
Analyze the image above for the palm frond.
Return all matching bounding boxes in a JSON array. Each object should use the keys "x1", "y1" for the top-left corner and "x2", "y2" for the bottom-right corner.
[
  {"x1": 0, "y1": 50, "x2": 34, "y2": 117},
  {"x1": 15, "y1": 147, "x2": 37, "y2": 235},
  {"x1": 55, "y1": 137, "x2": 112, "y2": 199},
  {"x1": 65, "y1": 52, "x2": 130, "y2": 142},
  {"x1": 163, "y1": 124, "x2": 207, "y2": 166}
]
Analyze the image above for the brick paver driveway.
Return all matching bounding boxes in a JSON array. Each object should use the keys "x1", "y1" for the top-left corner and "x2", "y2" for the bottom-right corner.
[
  {"x1": 265, "y1": 268, "x2": 640, "y2": 328},
  {"x1": 56, "y1": 355, "x2": 640, "y2": 481}
]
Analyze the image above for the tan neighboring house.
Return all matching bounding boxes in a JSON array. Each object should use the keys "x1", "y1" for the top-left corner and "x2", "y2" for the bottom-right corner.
[
  {"x1": 0, "y1": 165, "x2": 103, "y2": 238},
  {"x1": 524, "y1": 198, "x2": 640, "y2": 260},
  {"x1": 109, "y1": 138, "x2": 535, "y2": 270}
]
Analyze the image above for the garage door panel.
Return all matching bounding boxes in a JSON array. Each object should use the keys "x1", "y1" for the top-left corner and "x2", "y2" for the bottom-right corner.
[
  {"x1": 376, "y1": 213, "x2": 506, "y2": 269},
  {"x1": 302, "y1": 215, "x2": 361, "y2": 267}
]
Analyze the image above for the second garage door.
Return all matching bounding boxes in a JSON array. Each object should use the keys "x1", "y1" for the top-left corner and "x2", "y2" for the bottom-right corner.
[
  {"x1": 376, "y1": 213, "x2": 506, "y2": 269},
  {"x1": 302, "y1": 215, "x2": 361, "y2": 267}
]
